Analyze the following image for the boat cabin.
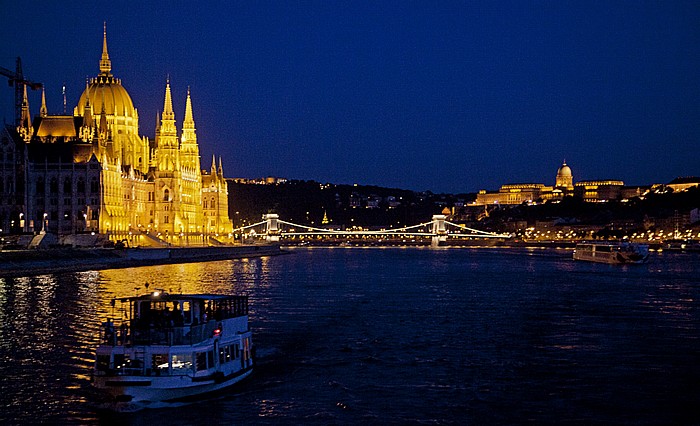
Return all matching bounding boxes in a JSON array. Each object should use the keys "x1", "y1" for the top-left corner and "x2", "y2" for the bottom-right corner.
[{"x1": 101, "y1": 291, "x2": 248, "y2": 347}]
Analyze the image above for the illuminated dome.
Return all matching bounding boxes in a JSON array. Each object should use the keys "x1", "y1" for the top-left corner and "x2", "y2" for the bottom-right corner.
[
  {"x1": 77, "y1": 76, "x2": 136, "y2": 117},
  {"x1": 75, "y1": 24, "x2": 136, "y2": 118},
  {"x1": 557, "y1": 163, "x2": 572, "y2": 178},
  {"x1": 555, "y1": 161, "x2": 574, "y2": 188}
]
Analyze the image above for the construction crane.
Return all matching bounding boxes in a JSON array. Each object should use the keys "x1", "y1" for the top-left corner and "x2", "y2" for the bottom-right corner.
[{"x1": 0, "y1": 57, "x2": 43, "y2": 126}]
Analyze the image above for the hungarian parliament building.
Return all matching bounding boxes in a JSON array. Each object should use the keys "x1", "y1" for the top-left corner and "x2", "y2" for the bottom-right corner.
[{"x1": 0, "y1": 27, "x2": 233, "y2": 246}]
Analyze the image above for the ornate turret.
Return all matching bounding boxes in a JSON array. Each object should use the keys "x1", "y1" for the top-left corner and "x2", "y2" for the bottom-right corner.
[
  {"x1": 183, "y1": 87, "x2": 195, "y2": 134},
  {"x1": 159, "y1": 78, "x2": 176, "y2": 136},
  {"x1": 99, "y1": 22, "x2": 112, "y2": 75},
  {"x1": 155, "y1": 78, "x2": 180, "y2": 171},
  {"x1": 218, "y1": 156, "x2": 224, "y2": 177},
  {"x1": 18, "y1": 84, "x2": 33, "y2": 140},
  {"x1": 40, "y1": 87, "x2": 47, "y2": 117},
  {"x1": 180, "y1": 87, "x2": 201, "y2": 173}
]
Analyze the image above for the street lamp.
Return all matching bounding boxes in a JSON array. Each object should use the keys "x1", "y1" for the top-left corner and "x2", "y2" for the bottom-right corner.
[{"x1": 41, "y1": 213, "x2": 47, "y2": 234}]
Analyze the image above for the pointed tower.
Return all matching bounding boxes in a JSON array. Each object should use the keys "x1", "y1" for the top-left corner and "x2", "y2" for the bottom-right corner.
[
  {"x1": 180, "y1": 87, "x2": 201, "y2": 172},
  {"x1": 155, "y1": 78, "x2": 180, "y2": 172},
  {"x1": 153, "y1": 77, "x2": 182, "y2": 237},
  {"x1": 218, "y1": 156, "x2": 224, "y2": 177},
  {"x1": 99, "y1": 101, "x2": 108, "y2": 141},
  {"x1": 83, "y1": 81, "x2": 93, "y2": 128},
  {"x1": 40, "y1": 87, "x2": 47, "y2": 117},
  {"x1": 100, "y1": 22, "x2": 112, "y2": 76},
  {"x1": 18, "y1": 84, "x2": 33, "y2": 140}
]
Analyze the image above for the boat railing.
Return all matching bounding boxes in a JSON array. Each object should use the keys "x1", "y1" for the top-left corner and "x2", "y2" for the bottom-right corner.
[{"x1": 100, "y1": 319, "x2": 224, "y2": 346}]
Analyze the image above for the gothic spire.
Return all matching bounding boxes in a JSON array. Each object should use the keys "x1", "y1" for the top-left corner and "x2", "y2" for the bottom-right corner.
[
  {"x1": 183, "y1": 86, "x2": 194, "y2": 128},
  {"x1": 83, "y1": 80, "x2": 93, "y2": 127},
  {"x1": 211, "y1": 154, "x2": 216, "y2": 173},
  {"x1": 99, "y1": 22, "x2": 112, "y2": 75},
  {"x1": 218, "y1": 156, "x2": 224, "y2": 176},
  {"x1": 162, "y1": 77, "x2": 174, "y2": 120},
  {"x1": 19, "y1": 84, "x2": 32, "y2": 138},
  {"x1": 40, "y1": 87, "x2": 47, "y2": 117}
]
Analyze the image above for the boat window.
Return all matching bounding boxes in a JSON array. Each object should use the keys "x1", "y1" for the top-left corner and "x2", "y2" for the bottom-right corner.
[
  {"x1": 114, "y1": 353, "x2": 129, "y2": 370},
  {"x1": 233, "y1": 343, "x2": 240, "y2": 359},
  {"x1": 207, "y1": 350, "x2": 215, "y2": 369},
  {"x1": 171, "y1": 354, "x2": 193, "y2": 373},
  {"x1": 219, "y1": 347, "x2": 226, "y2": 365},
  {"x1": 181, "y1": 301, "x2": 192, "y2": 324},
  {"x1": 152, "y1": 353, "x2": 168, "y2": 372},
  {"x1": 224, "y1": 345, "x2": 231, "y2": 363},
  {"x1": 196, "y1": 352, "x2": 207, "y2": 371},
  {"x1": 96, "y1": 355, "x2": 110, "y2": 371}
]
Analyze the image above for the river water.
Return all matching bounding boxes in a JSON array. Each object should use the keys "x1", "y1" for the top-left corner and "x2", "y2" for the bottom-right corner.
[{"x1": 0, "y1": 247, "x2": 699, "y2": 424}]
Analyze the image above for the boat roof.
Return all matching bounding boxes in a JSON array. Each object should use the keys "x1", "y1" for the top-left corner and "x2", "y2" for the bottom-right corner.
[{"x1": 113, "y1": 291, "x2": 245, "y2": 303}]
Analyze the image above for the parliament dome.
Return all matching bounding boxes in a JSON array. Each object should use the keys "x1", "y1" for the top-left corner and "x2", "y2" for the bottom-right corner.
[
  {"x1": 75, "y1": 24, "x2": 137, "y2": 119},
  {"x1": 77, "y1": 76, "x2": 136, "y2": 117}
]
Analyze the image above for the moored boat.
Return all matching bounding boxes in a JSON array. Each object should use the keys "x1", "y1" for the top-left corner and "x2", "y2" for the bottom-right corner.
[
  {"x1": 92, "y1": 290, "x2": 253, "y2": 405},
  {"x1": 663, "y1": 239, "x2": 700, "y2": 253},
  {"x1": 573, "y1": 242, "x2": 649, "y2": 264}
]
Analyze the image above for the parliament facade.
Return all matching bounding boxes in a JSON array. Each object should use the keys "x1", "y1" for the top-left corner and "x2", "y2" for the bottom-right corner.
[{"x1": 0, "y1": 28, "x2": 233, "y2": 246}]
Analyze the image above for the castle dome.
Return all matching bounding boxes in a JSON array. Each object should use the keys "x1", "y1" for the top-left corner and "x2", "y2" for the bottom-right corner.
[
  {"x1": 555, "y1": 161, "x2": 574, "y2": 188},
  {"x1": 557, "y1": 163, "x2": 572, "y2": 177}
]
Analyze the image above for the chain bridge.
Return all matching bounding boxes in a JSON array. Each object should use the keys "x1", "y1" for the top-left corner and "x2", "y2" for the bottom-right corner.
[{"x1": 232, "y1": 214, "x2": 510, "y2": 246}]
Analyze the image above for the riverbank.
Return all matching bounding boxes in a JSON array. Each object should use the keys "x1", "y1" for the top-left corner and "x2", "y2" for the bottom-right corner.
[{"x1": 0, "y1": 245, "x2": 286, "y2": 278}]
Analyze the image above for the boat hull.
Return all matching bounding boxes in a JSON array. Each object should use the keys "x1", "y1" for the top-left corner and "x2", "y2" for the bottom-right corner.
[
  {"x1": 573, "y1": 243, "x2": 649, "y2": 264},
  {"x1": 94, "y1": 366, "x2": 253, "y2": 403}
]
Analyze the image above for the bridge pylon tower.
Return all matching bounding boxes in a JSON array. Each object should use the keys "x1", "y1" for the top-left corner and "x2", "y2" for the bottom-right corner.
[
  {"x1": 265, "y1": 213, "x2": 280, "y2": 242},
  {"x1": 431, "y1": 214, "x2": 448, "y2": 247}
]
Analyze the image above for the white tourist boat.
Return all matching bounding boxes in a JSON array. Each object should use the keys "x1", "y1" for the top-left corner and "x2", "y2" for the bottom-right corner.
[
  {"x1": 93, "y1": 291, "x2": 253, "y2": 405},
  {"x1": 573, "y1": 242, "x2": 649, "y2": 264}
]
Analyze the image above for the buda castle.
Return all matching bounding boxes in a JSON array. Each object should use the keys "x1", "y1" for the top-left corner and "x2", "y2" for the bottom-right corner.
[
  {"x1": 475, "y1": 162, "x2": 644, "y2": 206},
  {"x1": 0, "y1": 27, "x2": 233, "y2": 246}
]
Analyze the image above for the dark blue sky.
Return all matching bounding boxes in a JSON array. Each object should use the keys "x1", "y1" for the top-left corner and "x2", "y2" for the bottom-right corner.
[{"x1": 1, "y1": 1, "x2": 699, "y2": 193}]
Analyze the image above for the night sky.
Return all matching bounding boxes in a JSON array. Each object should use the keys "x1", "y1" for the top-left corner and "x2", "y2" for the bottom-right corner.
[{"x1": 1, "y1": 1, "x2": 699, "y2": 193}]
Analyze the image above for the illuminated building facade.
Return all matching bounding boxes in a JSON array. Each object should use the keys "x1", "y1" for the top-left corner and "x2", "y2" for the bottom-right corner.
[
  {"x1": 475, "y1": 162, "x2": 575, "y2": 205},
  {"x1": 0, "y1": 27, "x2": 233, "y2": 244}
]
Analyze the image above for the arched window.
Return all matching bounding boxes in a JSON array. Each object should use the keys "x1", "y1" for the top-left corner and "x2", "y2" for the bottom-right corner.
[
  {"x1": 77, "y1": 178, "x2": 85, "y2": 193},
  {"x1": 211, "y1": 198, "x2": 215, "y2": 209},
  {"x1": 63, "y1": 177, "x2": 72, "y2": 194},
  {"x1": 163, "y1": 189, "x2": 170, "y2": 201},
  {"x1": 50, "y1": 177, "x2": 58, "y2": 194},
  {"x1": 90, "y1": 177, "x2": 99, "y2": 193},
  {"x1": 36, "y1": 177, "x2": 45, "y2": 194}
]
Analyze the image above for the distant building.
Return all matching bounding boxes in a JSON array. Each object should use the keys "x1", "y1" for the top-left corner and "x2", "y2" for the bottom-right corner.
[
  {"x1": 475, "y1": 162, "x2": 574, "y2": 205},
  {"x1": 573, "y1": 180, "x2": 625, "y2": 202},
  {"x1": 666, "y1": 177, "x2": 700, "y2": 192},
  {"x1": 473, "y1": 161, "x2": 650, "y2": 205},
  {"x1": 230, "y1": 176, "x2": 288, "y2": 185}
]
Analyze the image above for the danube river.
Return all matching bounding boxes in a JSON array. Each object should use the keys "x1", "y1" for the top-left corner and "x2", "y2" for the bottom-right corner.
[{"x1": 1, "y1": 247, "x2": 699, "y2": 424}]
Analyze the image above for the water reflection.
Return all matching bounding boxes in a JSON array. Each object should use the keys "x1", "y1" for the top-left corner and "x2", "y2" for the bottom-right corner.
[{"x1": 0, "y1": 249, "x2": 699, "y2": 424}]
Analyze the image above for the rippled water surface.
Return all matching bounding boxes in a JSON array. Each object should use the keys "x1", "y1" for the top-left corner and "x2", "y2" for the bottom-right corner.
[{"x1": 1, "y1": 247, "x2": 699, "y2": 424}]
